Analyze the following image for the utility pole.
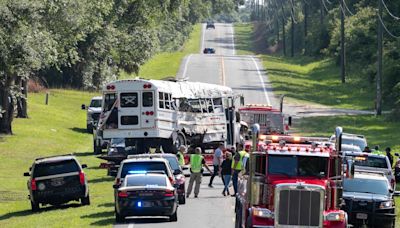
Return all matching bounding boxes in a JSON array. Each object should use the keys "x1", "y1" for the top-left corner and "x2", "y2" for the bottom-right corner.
[
  {"x1": 291, "y1": 0, "x2": 295, "y2": 57},
  {"x1": 340, "y1": 0, "x2": 346, "y2": 83},
  {"x1": 280, "y1": 1, "x2": 287, "y2": 56},
  {"x1": 376, "y1": 0, "x2": 383, "y2": 115},
  {"x1": 304, "y1": 1, "x2": 308, "y2": 55},
  {"x1": 320, "y1": 0, "x2": 324, "y2": 25}
]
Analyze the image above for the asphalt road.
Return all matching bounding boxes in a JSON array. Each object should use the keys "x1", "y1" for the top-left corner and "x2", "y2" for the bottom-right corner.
[{"x1": 113, "y1": 176, "x2": 235, "y2": 228}]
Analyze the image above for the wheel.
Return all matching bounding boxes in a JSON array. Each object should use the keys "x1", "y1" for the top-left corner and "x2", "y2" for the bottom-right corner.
[
  {"x1": 94, "y1": 141, "x2": 102, "y2": 154},
  {"x1": 178, "y1": 195, "x2": 186, "y2": 204},
  {"x1": 115, "y1": 211, "x2": 125, "y2": 223},
  {"x1": 174, "y1": 133, "x2": 186, "y2": 152},
  {"x1": 30, "y1": 200, "x2": 39, "y2": 212},
  {"x1": 81, "y1": 194, "x2": 90, "y2": 205},
  {"x1": 169, "y1": 210, "x2": 178, "y2": 222}
]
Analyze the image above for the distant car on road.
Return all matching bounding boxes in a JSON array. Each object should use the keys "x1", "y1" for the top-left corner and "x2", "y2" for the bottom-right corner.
[
  {"x1": 203, "y1": 48, "x2": 216, "y2": 54},
  {"x1": 128, "y1": 153, "x2": 186, "y2": 204},
  {"x1": 342, "y1": 172, "x2": 395, "y2": 228},
  {"x1": 82, "y1": 96, "x2": 102, "y2": 133},
  {"x1": 114, "y1": 173, "x2": 178, "y2": 222},
  {"x1": 206, "y1": 22, "x2": 215, "y2": 29},
  {"x1": 24, "y1": 155, "x2": 90, "y2": 211}
]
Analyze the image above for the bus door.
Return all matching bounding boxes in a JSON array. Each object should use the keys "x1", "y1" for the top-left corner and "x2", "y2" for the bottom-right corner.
[
  {"x1": 119, "y1": 92, "x2": 141, "y2": 129},
  {"x1": 141, "y1": 91, "x2": 155, "y2": 128}
]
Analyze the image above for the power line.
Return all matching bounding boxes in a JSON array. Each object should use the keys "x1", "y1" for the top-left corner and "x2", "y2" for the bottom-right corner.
[
  {"x1": 325, "y1": 0, "x2": 333, "y2": 4},
  {"x1": 303, "y1": 0, "x2": 310, "y2": 5},
  {"x1": 342, "y1": 0, "x2": 355, "y2": 16},
  {"x1": 381, "y1": 0, "x2": 400, "y2": 20},
  {"x1": 378, "y1": 13, "x2": 400, "y2": 39},
  {"x1": 321, "y1": 0, "x2": 330, "y2": 12},
  {"x1": 339, "y1": 3, "x2": 348, "y2": 18}
]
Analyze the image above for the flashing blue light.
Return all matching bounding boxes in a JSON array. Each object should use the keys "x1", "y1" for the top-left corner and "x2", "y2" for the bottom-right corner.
[
  {"x1": 128, "y1": 170, "x2": 147, "y2": 174},
  {"x1": 137, "y1": 201, "x2": 142, "y2": 208}
]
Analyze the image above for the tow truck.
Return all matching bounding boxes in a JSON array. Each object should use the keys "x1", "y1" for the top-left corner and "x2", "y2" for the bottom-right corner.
[{"x1": 235, "y1": 126, "x2": 349, "y2": 228}]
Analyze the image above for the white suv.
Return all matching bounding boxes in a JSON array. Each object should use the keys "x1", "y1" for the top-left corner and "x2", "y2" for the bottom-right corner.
[{"x1": 82, "y1": 96, "x2": 102, "y2": 133}]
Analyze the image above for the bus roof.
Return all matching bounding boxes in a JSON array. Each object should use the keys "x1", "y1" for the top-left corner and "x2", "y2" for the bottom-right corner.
[{"x1": 104, "y1": 79, "x2": 235, "y2": 99}]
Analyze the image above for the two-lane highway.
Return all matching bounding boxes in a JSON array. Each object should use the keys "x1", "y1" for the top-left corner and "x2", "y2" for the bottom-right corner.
[{"x1": 116, "y1": 22, "x2": 279, "y2": 228}]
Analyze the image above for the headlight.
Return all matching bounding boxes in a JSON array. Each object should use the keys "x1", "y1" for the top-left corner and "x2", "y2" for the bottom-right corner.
[
  {"x1": 379, "y1": 200, "x2": 393, "y2": 209},
  {"x1": 325, "y1": 211, "x2": 346, "y2": 221},
  {"x1": 253, "y1": 207, "x2": 274, "y2": 218}
]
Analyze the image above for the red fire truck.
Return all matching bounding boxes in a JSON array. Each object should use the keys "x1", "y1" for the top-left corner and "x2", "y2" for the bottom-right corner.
[{"x1": 235, "y1": 127, "x2": 349, "y2": 228}]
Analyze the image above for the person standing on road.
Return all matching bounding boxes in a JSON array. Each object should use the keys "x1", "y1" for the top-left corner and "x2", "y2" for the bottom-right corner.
[
  {"x1": 177, "y1": 145, "x2": 186, "y2": 166},
  {"x1": 220, "y1": 152, "x2": 232, "y2": 196},
  {"x1": 209, "y1": 143, "x2": 224, "y2": 187},
  {"x1": 231, "y1": 144, "x2": 248, "y2": 196},
  {"x1": 186, "y1": 147, "x2": 212, "y2": 198},
  {"x1": 385, "y1": 147, "x2": 394, "y2": 167}
]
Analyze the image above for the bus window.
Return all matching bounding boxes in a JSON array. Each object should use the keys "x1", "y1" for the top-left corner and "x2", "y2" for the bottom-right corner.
[
  {"x1": 104, "y1": 93, "x2": 117, "y2": 111},
  {"x1": 200, "y1": 99, "x2": 208, "y2": 113},
  {"x1": 179, "y1": 98, "x2": 190, "y2": 112},
  {"x1": 212, "y1": 98, "x2": 223, "y2": 113},
  {"x1": 121, "y1": 116, "x2": 138, "y2": 125},
  {"x1": 143, "y1": 92, "x2": 153, "y2": 107},
  {"x1": 205, "y1": 99, "x2": 213, "y2": 113},
  {"x1": 165, "y1": 93, "x2": 171, "y2": 109},
  {"x1": 189, "y1": 99, "x2": 202, "y2": 113},
  {"x1": 159, "y1": 92, "x2": 164, "y2": 109},
  {"x1": 121, "y1": 93, "x2": 138, "y2": 108}
]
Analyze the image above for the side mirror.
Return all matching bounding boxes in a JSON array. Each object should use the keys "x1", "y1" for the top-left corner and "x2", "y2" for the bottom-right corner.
[
  {"x1": 23, "y1": 172, "x2": 30, "y2": 177},
  {"x1": 346, "y1": 159, "x2": 355, "y2": 179},
  {"x1": 112, "y1": 184, "x2": 119, "y2": 189},
  {"x1": 81, "y1": 164, "x2": 88, "y2": 169},
  {"x1": 173, "y1": 169, "x2": 182, "y2": 175},
  {"x1": 288, "y1": 116, "x2": 292, "y2": 126},
  {"x1": 81, "y1": 104, "x2": 86, "y2": 110},
  {"x1": 240, "y1": 96, "x2": 245, "y2": 106}
]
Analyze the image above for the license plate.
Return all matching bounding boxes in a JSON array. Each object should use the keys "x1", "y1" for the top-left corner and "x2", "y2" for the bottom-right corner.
[
  {"x1": 356, "y1": 213, "x2": 368, "y2": 220},
  {"x1": 51, "y1": 177, "x2": 65, "y2": 187},
  {"x1": 136, "y1": 201, "x2": 152, "y2": 207},
  {"x1": 139, "y1": 192, "x2": 154, "y2": 197}
]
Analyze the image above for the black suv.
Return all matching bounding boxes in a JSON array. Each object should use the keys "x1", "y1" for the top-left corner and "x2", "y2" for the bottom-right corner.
[
  {"x1": 24, "y1": 155, "x2": 90, "y2": 211},
  {"x1": 206, "y1": 21, "x2": 215, "y2": 29},
  {"x1": 342, "y1": 172, "x2": 395, "y2": 228}
]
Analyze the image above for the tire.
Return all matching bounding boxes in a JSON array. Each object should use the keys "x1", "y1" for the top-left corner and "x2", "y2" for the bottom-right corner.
[
  {"x1": 178, "y1": 195, "x2": 186, "y2": 204},
  {"x1": 86, "y1": 124, "x2": 92, "y2": 133},
  {"x1": 174, "y1": 133, "x2": 186, "y2": 152},
  {"x1": 169, "y1": 210, "x2": 178, "y2": 222},
  {"x1": 81, "y1": 194, "x2": 90, "y2": 206},
  {"x1": 115, "y1": 211, "x2": 125, "y2": 223},
  {"x1": 31, "y1": 200, "x2": 39, "y2": 212}
]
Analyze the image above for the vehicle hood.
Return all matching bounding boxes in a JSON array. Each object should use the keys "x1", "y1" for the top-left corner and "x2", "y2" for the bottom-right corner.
[
  {"x1": 271, "y1": 178, "x2": 327, "y2": 189},
  {"x1": 88, "y1": 107, "x2": 102, "y2": 113},
  {"x1": 343, "y1": 191, "x2": 390, "y2": 201}
]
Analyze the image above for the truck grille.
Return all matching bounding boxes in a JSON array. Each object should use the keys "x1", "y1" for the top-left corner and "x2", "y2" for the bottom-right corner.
[{"x1": 276, "y1": 184, "x2": 323, "y2": 227}]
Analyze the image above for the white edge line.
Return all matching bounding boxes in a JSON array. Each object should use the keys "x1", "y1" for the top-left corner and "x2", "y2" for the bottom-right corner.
[
  {"x1": 251, "y1": 56, "x2": 271, "y2": 106},
  {"x1": 182, "y1": 54, "x2": 192, "y2": 80},
  {"x1": 200, "y1": 23, "x2": 205, "y2": 53},
  {"x1": 231, "y1": 24, "x2": 236, "y2": 56},
  {"x1": 128, "y1": 224, "x2": 134, "y2": 228}
]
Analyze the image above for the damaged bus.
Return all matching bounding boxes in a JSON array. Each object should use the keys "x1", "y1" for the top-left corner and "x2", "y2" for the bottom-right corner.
[{"x1": 93, "y1": 79, "x2": 243, "y2": 154}]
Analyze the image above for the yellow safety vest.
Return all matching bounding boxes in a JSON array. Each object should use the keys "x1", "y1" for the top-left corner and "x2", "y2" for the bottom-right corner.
[
  {"x1": 372, "y1": 150, "x2": 385, "y2": 156},
  {"x1": 178, "y1": 152, "x2": 185, "y2": 166},
  {"x1": 232, "y1": 150, "x2": 247, "y2": 170},
  {"x1": 190, "y1": 154, "x2": 203, "y2": 173}
]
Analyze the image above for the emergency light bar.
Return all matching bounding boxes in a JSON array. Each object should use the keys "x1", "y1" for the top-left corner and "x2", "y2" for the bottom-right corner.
[{"x1": 259, "y1": 135, "x2": 330, "y2": 144}]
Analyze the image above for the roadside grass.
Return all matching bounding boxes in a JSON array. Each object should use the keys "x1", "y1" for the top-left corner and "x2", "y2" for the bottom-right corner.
[
  {"x1": 120, "y1": 24, "x2": 201, "y2": 80},
  {"x1": 0, "y1": 90, "x2": 115, "y2": 227},
  {"x1": 234, "y1": 22, "x2": 375, "y2": 110}
]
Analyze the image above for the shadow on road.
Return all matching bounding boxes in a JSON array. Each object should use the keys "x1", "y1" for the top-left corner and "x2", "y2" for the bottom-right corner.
[{"x1": 81, "y1": 210, "x2": 115, "y2": 226}]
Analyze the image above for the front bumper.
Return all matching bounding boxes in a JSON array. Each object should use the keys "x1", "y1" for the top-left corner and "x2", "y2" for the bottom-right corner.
[{"x1": 347, "y1": 210, "x2": 395, "y2": 228}]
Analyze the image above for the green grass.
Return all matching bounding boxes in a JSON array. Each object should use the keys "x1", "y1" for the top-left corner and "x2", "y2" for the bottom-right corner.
[
  {"x1": 0, "y1": 90, "x2": 115, "y2": 227},
  {"x1": 234, "y1": 23, "x2": 375, "y2": 110},
  {"x1": 120, "y1": 24, "x2": 202, "y2": 80}
]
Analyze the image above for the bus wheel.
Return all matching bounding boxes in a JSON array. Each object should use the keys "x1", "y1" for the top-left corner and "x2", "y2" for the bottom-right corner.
[{"x1": 174, "y1": 133, "x2": 186, "y2": 151}]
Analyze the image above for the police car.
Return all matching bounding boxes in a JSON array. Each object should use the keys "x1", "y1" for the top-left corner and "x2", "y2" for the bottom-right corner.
[
  {"x1": 24, "y1": 155, "x2": 90, "y2": 211},
  {"x1": 114, "y1": 173, "x2": 178, "y2": 222}
]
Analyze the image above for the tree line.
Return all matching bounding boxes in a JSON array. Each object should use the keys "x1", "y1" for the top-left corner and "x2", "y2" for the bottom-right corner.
[
  {"x1": 246, "y1": 0, "x2": 400, "y2": 117},
  {"x1": 0, "y1": 0, "x2": 242, "y2": 134}
]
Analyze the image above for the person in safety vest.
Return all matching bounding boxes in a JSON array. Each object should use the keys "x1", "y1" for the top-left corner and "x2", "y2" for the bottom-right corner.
[
  {"x1": 231, "y1": 144, "x2": 248, "y2": 196},
  {"x1": 177, "y1": 145, "x2": 186, "y2": 166},
  {"x1": 186, "y1": 147, "x2": 211, "y2": 198},
  {"x1": 372, "y1": 145, "x2": 385, "y2": 155}
]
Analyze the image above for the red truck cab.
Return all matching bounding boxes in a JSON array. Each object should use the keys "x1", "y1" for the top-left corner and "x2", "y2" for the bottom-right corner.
[{"x1": 235, "y1": 134, "x2": 348, "y2": 228}]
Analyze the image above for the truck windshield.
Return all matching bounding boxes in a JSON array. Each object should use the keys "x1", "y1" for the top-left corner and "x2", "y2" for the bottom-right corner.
[
  {"x1": 90, "y1": 99, "x2": 102, "y2": 108},
  {"x1": 240, "y1": 112, "x2": 284, "y2": 134},
  {"x1": 268, "y1": 155, "x2": 328, "y2": 178}
]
